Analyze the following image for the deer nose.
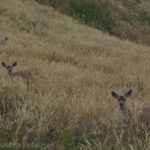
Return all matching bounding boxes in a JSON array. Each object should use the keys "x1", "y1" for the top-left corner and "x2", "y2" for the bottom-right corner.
[
  {"x1": 120, "y1": 103, "x2": 124, "y2": 110},
  {"x1": 8, "y1": 69, "x2": 12, "y2": 73}
]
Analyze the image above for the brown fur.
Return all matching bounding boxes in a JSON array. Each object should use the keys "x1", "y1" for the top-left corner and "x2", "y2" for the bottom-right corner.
[
  {"x1": 139, "y1": 107, "x2": 150, "y2": 126},
  {"x1": 12, "y1": 71, "x2": 32, "y2": 80},
  {"x1": 1, "y1": 62, "x2": 34, "y2": 90}
]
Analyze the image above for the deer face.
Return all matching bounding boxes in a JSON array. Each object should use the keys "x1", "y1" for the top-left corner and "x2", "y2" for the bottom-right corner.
[
  {"x1": 1, "y1": 62, "x2": 17, "y2": 75},
  {"x1": 111, "y1": 89, "x2": 132, "y2": 111}
]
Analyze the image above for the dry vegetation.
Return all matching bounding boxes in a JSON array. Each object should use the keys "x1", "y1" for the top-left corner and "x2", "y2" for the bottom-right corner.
[{"x1": 0, "y1": 0, "x2": 150, "y2": 149}]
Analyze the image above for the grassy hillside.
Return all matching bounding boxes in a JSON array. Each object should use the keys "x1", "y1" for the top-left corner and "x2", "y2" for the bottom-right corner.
[
  {"x1": 36, "y1": 0, "x2": 150, "y2": 46},
  {"x1": 0, "y1": 0, "x2": 150, "y2": 149}
]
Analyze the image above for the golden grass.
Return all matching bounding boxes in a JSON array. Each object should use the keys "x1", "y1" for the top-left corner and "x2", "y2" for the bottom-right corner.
[{"x1": 0, "y1": 0, "x2": 150, "y2": 149}]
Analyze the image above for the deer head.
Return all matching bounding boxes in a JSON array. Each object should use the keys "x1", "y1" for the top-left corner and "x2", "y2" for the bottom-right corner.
[
  {"x1": 111, "y1": 89, "x2": 132, "y2": 112},
  {"x1": 1, "y1": 62, "x2": 17, "y2": 76}
]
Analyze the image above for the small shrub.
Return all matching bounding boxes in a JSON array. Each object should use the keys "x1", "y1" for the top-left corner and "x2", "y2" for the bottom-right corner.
[
  {"x1": 138, "y1": 10, "x2": 150, "y2": 25},
  {"x1": 136, "y1": 77, "x2": 144, "y2": 93},
  {"x1": 35, "y1": 0, "x2": 49, "y2": 5},
  {"x1": 54, "y1": 131, "x2": 77, "y2": 150},
  {"x1": 65, "y1": 0, "x2": 116, "y2": 34},
  {"x1": 125, "y1": 81, "x2": 132, "y2": 89}
]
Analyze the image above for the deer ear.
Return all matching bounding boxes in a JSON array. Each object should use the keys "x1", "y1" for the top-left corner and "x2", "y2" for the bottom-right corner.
[
  {"x1": 1, "y1": 62, "x2": 6, "y2": 67},
  {"x1": 12, "y1": 62, "x2": 17, "y2": 67},
  {"x1": 124, "y1": 89, "x2": 132, "y2": 98},
  {"x1": 111, "y1": 91, "x2": 119, "y2": 99}
]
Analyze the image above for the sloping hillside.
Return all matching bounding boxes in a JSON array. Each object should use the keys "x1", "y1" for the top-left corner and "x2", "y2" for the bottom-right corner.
[
  {"x1": 36, "y1": 0, "x2": 150, "y2": 46},
  {"x1": 0, "y1": 0, "x2": 150, "y2": 149}
]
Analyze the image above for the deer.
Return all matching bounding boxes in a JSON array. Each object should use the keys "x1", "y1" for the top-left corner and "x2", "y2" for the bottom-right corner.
[
  {"x1": 111, "y1": 89, "x2": 133, "y2": 125},
  {"x1": 1, "y1": 62, "x2": 32, "y2": 87},
  {"x1": 111, "y1": 89, "x2": 150, "y2": 126},
  {"x1": 111, "y1": 89, "x2": 150, "y2": 143}
]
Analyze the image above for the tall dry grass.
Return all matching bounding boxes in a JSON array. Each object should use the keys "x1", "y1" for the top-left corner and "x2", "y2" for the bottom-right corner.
[{"x1": 0, "y1": 0, "x2": 150, "y2": 149}]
